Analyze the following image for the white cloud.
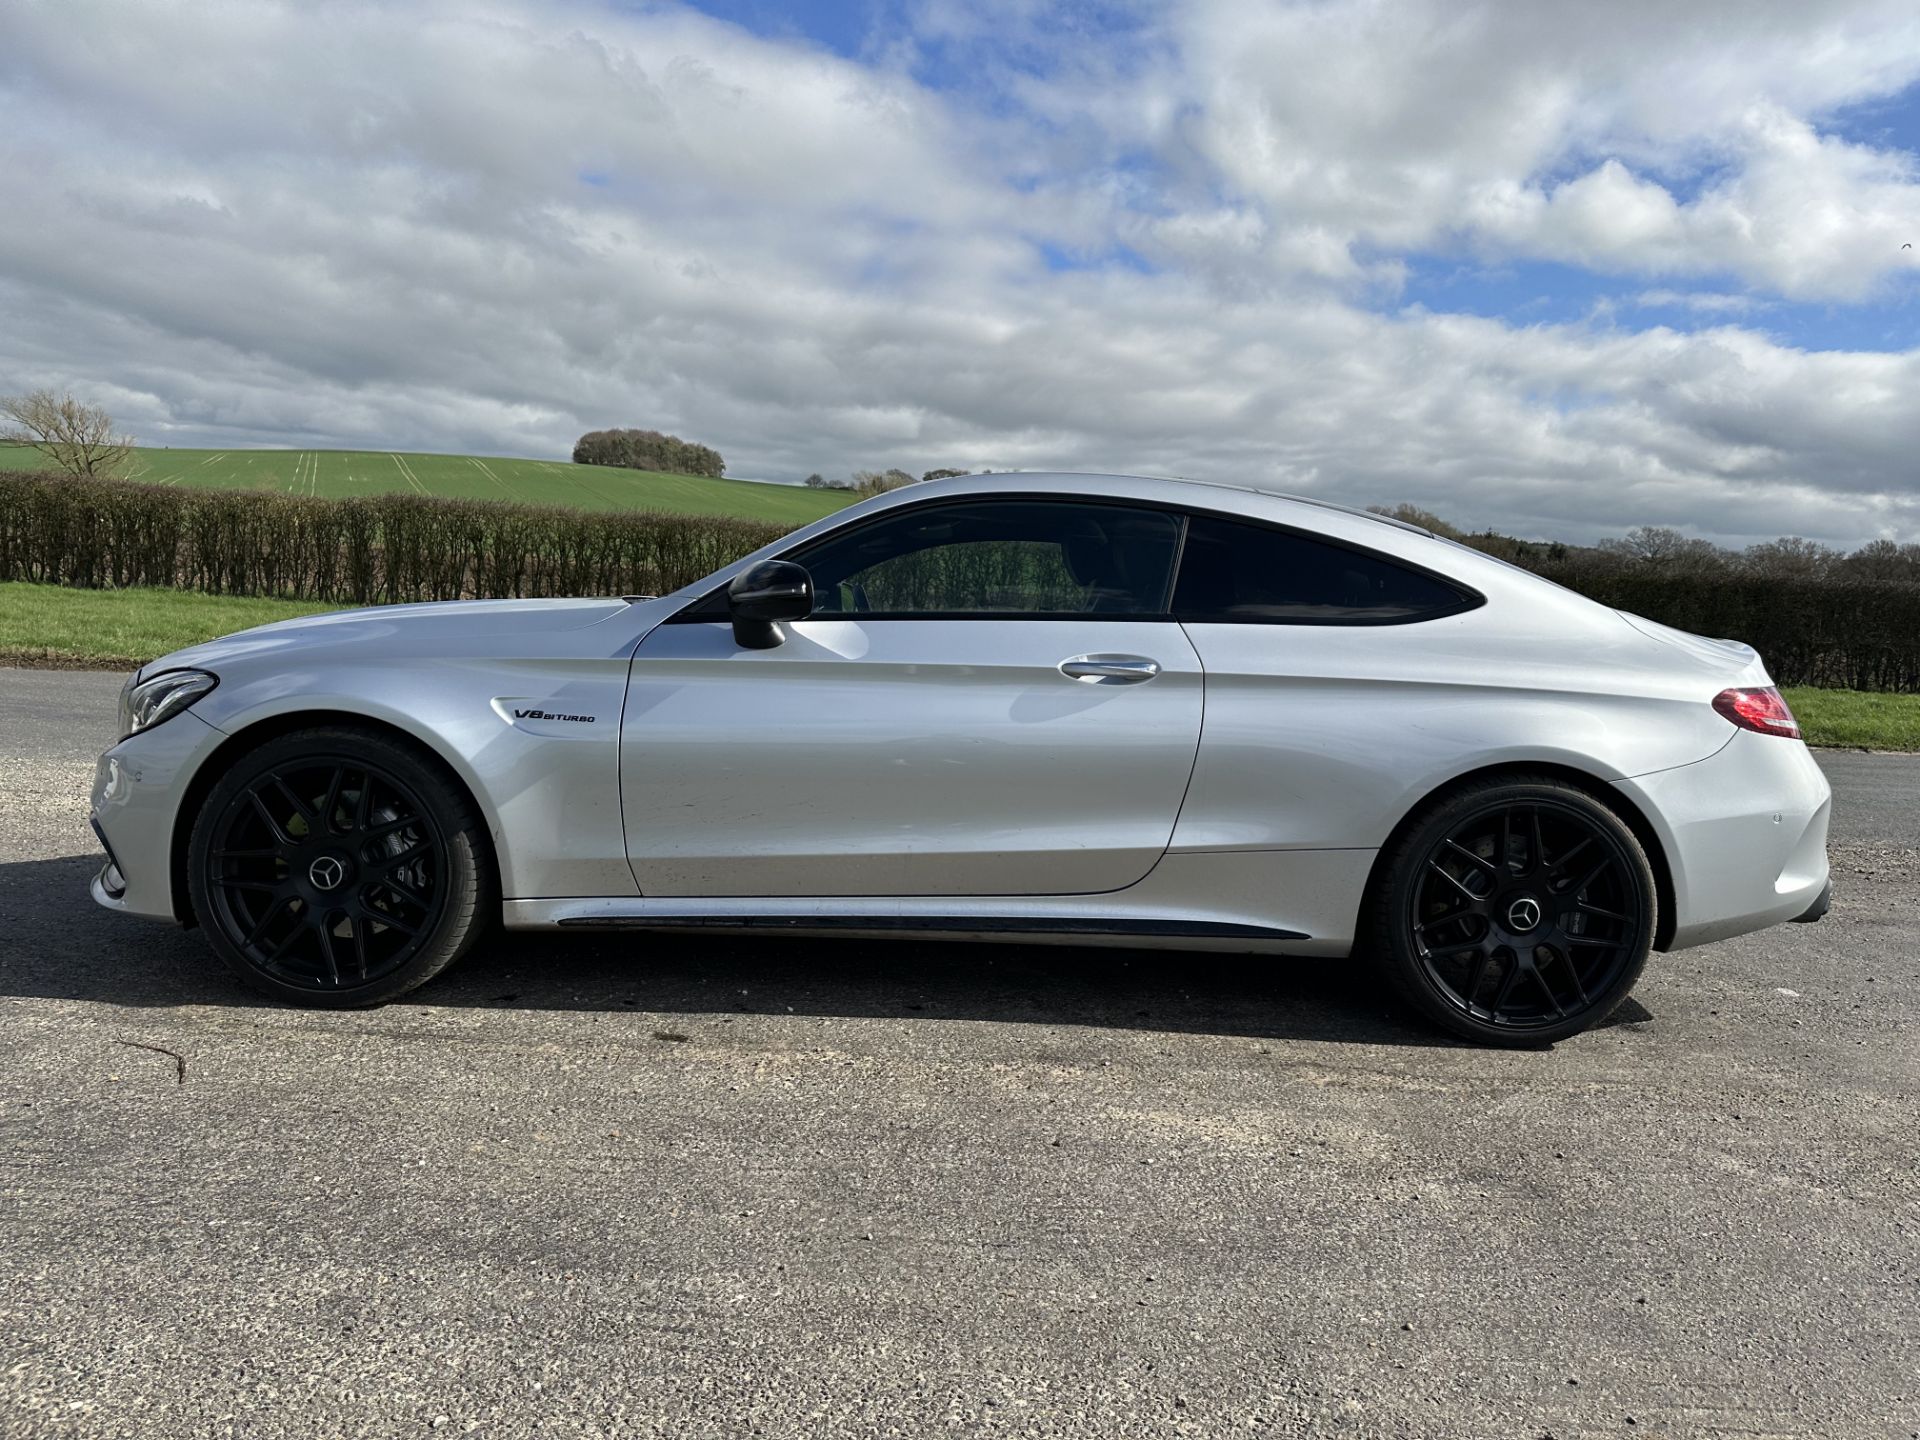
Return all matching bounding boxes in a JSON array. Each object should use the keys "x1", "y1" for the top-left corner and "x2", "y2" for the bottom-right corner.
[
  {"x1": 1118, "y1": 0, "x2": 1920, "y2": 298},
  {"x1": 1633, "y1": 291, "x2": 1769, "y2": 315},
  {"x1": 1465, "y1": 110, "x2": 1920, "y2": 299},
  {"x1": 0, "y1": 0, "x2": 1917, "y2": 548}
]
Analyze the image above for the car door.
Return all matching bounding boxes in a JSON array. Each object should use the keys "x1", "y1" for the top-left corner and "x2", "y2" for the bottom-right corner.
[{"x1": 621, "y1": 496, "x2": 1204, "y2": 897}]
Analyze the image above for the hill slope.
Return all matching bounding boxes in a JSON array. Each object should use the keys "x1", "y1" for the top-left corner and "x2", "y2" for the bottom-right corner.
[{"x1": 0, "y1": 445, "x2": 852, "y2": 524}]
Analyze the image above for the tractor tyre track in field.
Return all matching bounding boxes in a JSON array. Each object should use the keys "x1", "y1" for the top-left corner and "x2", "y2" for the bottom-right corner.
[{"x1": 389, "y1": 452, "x2": 429, "y2": 495}]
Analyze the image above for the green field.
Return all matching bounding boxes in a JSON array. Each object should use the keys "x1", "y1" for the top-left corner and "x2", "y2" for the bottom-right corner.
[{"x1": 0, "y1": 444, "x2": 851, "y2": 524}]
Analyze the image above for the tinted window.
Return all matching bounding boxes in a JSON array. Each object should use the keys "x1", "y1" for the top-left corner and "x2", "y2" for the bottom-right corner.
[
  {"x1": 790, "y1": 500, "x2": 1182, "y2": 618},
  {"x1": 1172, "y1": 514, "x2": 1473, "y2": 624}
]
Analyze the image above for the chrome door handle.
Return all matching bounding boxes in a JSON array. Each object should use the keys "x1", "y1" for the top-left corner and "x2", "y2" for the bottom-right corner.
[{"x1": 1059, "y1": 654, "x2": 1161, "y2": 684}]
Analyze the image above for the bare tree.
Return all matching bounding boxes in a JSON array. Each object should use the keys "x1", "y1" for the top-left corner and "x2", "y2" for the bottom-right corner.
[
  {"x1": 0, "y1": 389, "x2": 134, "y2": 477},
  {"x1": 850, "y1": 468, "x2": 919, "y2": 498},
  {"x1": 1740, "y1": 535, "x2": 1838, "y2": 579},
  {"x1": 1367, "y1": 502, "x2": 1460, "y2": 538},
  {"x1": 1840, "y1": 538, "x2": 1920, "y2": 583},
  {"x1": 1597, "y1": 525, "x2": 1728, "y2": 567}
]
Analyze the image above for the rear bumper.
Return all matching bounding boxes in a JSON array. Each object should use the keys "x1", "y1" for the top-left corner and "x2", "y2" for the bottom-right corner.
[
  {"x1": 1614, "y1": 729, "x2": 1832, "y2": 952},
  {"x1": 1792, "y1": 879, "x2": 1832, "y2": 924}
]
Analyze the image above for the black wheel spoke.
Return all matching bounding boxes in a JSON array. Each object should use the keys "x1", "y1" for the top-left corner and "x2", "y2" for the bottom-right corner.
[
  {"x1": 319, "y1": 767, "x2": 345, "y2": 837},
  {"x1": 1489, "y1": 958, "x2": 1525, "y2": 1014},
  {"x1": 1441, "y1": 838, "x2": 1495, "y2": 873},
  {"x1": 1426, "y1": 861, "x2": 1483, "y2": 905},
  {"x1": 247, "y1": 791, "x2": 298, "y2": 847},
  {"x1": 1463, "y1": 952, "x2": 1492, "y2": 1008},
  {"x1": 1527, "y1": 810, "x2": 1545, "y2": 877},
  {"x1": 1577, "y1": 901, "x2": 1632, "y2": 923},
  {"x1": 361, "y1": 814, "x2": 421, "y2": 841},
  {"x1": 318, "y1": 914, "x2": 344, "y2": 987},
  {"x1": 1539, "y1": 975, "x2": 1566, "y2": 1021},
  {"x1": 1569, "y1": 858, "x2": 1609, "y2": 897},
  {"x1": 375, "y1": 875, "x2": 432, "y2": 910},
  {"x1": 1547, "y1": 836, "x2": 1593, "y2": 882},
  {"x1": 259, "y1": 913, "x2": 308, "y2": 964},
  {"x1": 348, "y1": 913, "x2": 370, "y2": 980},
  {"x1": 367, "y1": 909, "x2": 420, "y2": 937},
  {"x1": 215, "y1": 877, "x2": 280, "y2": 895},
  {"x1": 271, "y1": 774, "x2": 316, "y2": 825},
  {"x1": 1549, "y1": 948, "x2": 1590, "y2": 1007},
  {"x1": 242, "y1": 894, "x2": 293, "y2": 947}
]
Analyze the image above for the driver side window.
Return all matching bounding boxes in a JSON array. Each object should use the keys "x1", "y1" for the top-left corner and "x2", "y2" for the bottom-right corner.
[{"x1": 790, "y1": 499, "x2": 1182, "y2": 618}]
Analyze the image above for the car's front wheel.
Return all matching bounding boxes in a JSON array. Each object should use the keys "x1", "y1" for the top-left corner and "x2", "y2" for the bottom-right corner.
[
  {"x1": 1369, "y1": 776, "x2": 1657, "y2": 1046},
  {"x1": 187, "y1": 726, "x2": 493, "y2": 1006}
]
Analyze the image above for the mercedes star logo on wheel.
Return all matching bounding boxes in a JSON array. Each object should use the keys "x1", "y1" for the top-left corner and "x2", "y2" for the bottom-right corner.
[
  {"x1": 1506, "y1": 896, "x2": 1542, "y2": 932},
  {"x1": 308, "y1": 856, "x2": 347, "y2": 892}
]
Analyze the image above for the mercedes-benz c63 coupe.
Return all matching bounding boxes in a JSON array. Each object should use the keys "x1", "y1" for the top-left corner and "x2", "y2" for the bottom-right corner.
[{"x1": 88, "y1": 472, "x2": 1832, "y2": 1044}]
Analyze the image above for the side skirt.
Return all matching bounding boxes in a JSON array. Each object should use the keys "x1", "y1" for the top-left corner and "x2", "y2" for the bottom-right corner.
[
  {"x1": 503, "y1": 849, "x2": 1376, "y2": 957},
  {"x1": 555, "y1": 913, "x2": 1305, "y2": 941}
]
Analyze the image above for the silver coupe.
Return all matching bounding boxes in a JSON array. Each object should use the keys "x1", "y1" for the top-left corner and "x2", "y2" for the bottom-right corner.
[{"x1": 89, "y1": 473, "x2": 1832, "y2": 1044}]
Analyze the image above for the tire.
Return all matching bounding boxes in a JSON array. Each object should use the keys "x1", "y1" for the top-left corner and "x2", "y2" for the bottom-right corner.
[
  {"x1": 1365, "y1": 775, "x2": 1657, "y2": 1046},
  {"x1": 187, "y1": 726, "x2": 494, "y2": 1007}
]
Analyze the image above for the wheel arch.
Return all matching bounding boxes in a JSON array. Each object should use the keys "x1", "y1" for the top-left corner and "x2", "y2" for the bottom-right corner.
[
  {"x1": 169, "y1": 708, "x2": 501, "y2": 928},
  {"x1": 1360, "y1": 760, "x2": 1679, "y2": 953}
]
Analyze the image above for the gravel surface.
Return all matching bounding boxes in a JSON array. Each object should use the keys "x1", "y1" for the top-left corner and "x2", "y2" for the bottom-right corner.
[{"x1": 1, "y1": 668, "x2": 1915, "y2": 1439}]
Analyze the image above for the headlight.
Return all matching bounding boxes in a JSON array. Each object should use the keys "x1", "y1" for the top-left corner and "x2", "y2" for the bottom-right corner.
[{"x1": 119, "y1": 669, "x2": 218, "y2": 738}]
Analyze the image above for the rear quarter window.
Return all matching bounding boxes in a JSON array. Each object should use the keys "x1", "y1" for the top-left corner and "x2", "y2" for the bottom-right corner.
[{"x1": 1172, "y1": 514, "x2": 1480, "y2": 625}]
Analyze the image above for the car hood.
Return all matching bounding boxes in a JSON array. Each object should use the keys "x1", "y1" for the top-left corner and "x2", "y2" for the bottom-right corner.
[{"x1": 141, "y1": 597, "x2": 643, "y2": 677}]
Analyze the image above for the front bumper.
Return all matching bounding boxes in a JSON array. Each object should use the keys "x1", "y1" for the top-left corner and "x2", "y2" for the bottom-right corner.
[
  {"x1": 1614, "y1": 727, "x2": 1832, "y2": 952},
  {"x1": 88, "y1": 710, "x2": 228, "y2": 923}
]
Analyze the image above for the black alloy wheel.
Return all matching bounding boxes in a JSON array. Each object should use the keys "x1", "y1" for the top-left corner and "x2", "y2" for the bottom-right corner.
[
  {"x1": 188, "y1": 727, "x2": 492, "y2": 1006},
  {"x1": 1371, "y1": 776, "x2": 1657, "y2": 1045}
]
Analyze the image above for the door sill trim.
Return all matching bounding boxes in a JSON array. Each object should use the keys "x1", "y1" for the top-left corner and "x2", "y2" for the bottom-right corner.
[{"x1": 549, "y1": 912, "x2": 1306, "y2": 941}]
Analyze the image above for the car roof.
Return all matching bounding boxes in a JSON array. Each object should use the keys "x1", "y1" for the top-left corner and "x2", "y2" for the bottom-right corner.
[{"x1": 899, "y1": 470, "x2": 1439, "y2": 537}]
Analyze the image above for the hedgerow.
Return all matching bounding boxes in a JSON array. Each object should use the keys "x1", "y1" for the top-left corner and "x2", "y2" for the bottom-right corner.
[
  {"x1": 0, "y1": 471, "x2": 782, "y2": 605},
  {"x1": 1529, "y1": 565, "x2": 1920, "y2": 693},
  {"x1": 4, "y1": 470, "x2": 1917, "y2": 690}
]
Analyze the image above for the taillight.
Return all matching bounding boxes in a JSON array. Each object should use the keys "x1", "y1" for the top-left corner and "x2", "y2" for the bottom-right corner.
[{"x1": 1712, "y1": 686, "x2": 1800, "y2": 739}]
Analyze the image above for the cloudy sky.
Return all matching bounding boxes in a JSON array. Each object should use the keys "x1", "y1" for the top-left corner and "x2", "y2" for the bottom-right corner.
[{"x1": 3, "y1": 0, "x2": 1918, "y2": 545}]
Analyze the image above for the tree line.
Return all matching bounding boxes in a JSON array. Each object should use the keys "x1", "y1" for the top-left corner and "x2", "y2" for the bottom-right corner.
[
  {"x1": 805, "y1": 468, "x2": 969, "y2": 495},
  {"x1": 1370, "y1": 504, "x2": 1920, "y2": 585}
]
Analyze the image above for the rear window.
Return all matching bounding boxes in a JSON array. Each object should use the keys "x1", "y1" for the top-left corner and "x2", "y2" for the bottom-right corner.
[{"x1": 1172, "y1": 514, "x2": 1477, "y2": 624}]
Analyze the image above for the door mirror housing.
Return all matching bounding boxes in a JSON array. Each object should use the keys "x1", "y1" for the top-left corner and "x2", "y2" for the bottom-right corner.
[{"x1": 728, "y1": 560, "x2": 814, "y2": 649}]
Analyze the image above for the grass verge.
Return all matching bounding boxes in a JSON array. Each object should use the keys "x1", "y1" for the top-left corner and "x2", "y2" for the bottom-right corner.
[
  {"x1": 1782, "y1": 687, "x2": 1920, "y2": 752},
  {"x1": 0, "y1": 583, "x2": 337, "y2": 669}
]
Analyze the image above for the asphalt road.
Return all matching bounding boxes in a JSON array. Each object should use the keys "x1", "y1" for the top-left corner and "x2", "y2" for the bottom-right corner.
[{"x1": 1, "y1": 668, "x2": 1915, "y2": 1440}]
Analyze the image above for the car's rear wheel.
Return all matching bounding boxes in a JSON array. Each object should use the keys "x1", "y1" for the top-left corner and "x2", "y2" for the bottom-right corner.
[
  {"x1": 1369, "y1": 776, "x2": 1657, "y2": 1045},
  {"x1": 187, "y1": 726, "x2": 492, "y2": 1006}
]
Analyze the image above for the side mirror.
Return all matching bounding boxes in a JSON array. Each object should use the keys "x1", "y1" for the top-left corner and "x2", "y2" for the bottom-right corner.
[{"x1": 728, "y1": 560, "x2": 814, "y2": 649}]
